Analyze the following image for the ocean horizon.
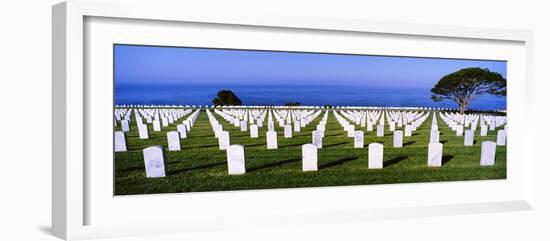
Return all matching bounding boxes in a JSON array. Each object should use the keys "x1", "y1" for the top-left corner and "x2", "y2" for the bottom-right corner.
[{"x1": 114, "y1": 83, "x2": 506, "y2": 110}]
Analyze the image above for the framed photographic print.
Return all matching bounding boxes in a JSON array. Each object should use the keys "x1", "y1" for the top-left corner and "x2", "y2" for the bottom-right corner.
[
  {"x1": 53, "y1": 0, "x2": 535, "y2": 240},
  {"x1": 113, "y1": 44, "x2": 508, "y2": 195}
]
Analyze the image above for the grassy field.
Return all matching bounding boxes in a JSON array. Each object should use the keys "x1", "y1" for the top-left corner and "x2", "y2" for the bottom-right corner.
[{"x1": 114, "y1": 109, "x2": 506, "y2": 195}]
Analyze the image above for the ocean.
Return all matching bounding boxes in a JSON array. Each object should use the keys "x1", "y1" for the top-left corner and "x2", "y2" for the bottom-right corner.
[{"x1": 114, "y1": 84, "x2": 506, "y2": 110}]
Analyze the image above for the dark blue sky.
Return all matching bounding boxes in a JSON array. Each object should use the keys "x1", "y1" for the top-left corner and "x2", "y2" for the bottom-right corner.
[{"x1": 114, "y1": 45, "x2": 506, "y2": 88}]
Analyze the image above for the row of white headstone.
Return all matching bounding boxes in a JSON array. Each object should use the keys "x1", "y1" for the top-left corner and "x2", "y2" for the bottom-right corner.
[
  {"x1": 117, "y1": 108, "x2": 505, "y2": 178},
  {"x1": 114, "y1": 109, "x2": 200, "y2": 152},
  {"x1": 139, "y1": 138, "x2": 501, "y2": 178},
  {"x1": 208, "y1": 108, "x2": 326, "y2": 150}
]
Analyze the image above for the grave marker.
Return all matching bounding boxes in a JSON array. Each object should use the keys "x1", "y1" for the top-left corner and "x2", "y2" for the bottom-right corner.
[
  {"x1": 368, "y1": 143, "x2": 384, "y2": 169},
  {"x1": 405, "y1": 125, "x2": 412, "y2": 136},
  {"x1": 114, "y1": 131, "x2": 127, "y2": 152},
  {"x1": 302, "y1": 144, "x2": 318, "y2": 171},
  {"x1": 177, "y1": 124, "x2": 187, "y2": 139},
  {"x1": 464, "y1": 130, "x2": 474, "y2": 146},
  {"x1": 267, "y1": 131, "x2": 278, "y2": 149},
  {"x1": 393, "y1": 130, "x2": 403, "y2": 148},
  {"x1": 219, "y1": 131, "x2": 230, "y2": 150},
  {"x1": 480, "y1": 141, "x2": 496, "y2": 166},
  {"x1": 143, "y1": 146, "x2": 166, "y2": 178},
  {"x1": 376, "y1": 124, "x2": 384, "y2": 137},
  {"x1": 427, "y1": 143, "x2": 443, "y2": 167},
  {"x1": 250, "y1": 124, "x2": 259, "y2": 138},
  {"x1": 167, "y1": 131, "x2": 181, "y2": 151},
  {"x1": 497, "y1": 130, "x2": 506, "y2": 146},
  {"x1": 227, "y1": 145, "x2": 246, "y2": 175},
  {"x1": 312, "y1": 130, "x2": 323, "y2": 148},
  {"x1": 153, "y1": 120, "x2": 161, "y2": 131},
  {"x1": 284, "y1": 124, "x2": 292, "y2": 138},
  {"x1": 456, "y1": 125, "x2": 464, "y2": 136},
  {"x1": 480, "y1": 125, "x2": 488, "y2": 136},
  {"x1": 354, "y1": 130, "x2": 364, "y2": 148},
  {"x1": 294, "y1": 121, "x2": 301, "y2": 132},
  {"x1": 430, "y1": 130, "x2": 439, "y2": 143},
  {"x1": 240, "y1": 120, "x2": 248, "y2": 132},
  {"x1": 121, "y1": 120, "x2": 130, "y2": 132},
  {"x1": 138, "y1": 124, "x2": 149, "y2": 139}
]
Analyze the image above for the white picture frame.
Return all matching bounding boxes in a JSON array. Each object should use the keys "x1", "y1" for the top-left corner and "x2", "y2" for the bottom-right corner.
[{"x1": 52, "y1": 1, "x2": 535, "y2": 240}]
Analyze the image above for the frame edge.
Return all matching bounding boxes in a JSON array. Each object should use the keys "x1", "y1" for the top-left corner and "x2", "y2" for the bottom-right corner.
[{"x1": 52, "y1": 1, "x2": 68, "y2": 240}]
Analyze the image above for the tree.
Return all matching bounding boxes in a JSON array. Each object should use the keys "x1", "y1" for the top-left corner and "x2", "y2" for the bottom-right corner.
[
  {"x1": 284, "y1": 101, "x2": 301, "y2": 106},
  {"x1": 431, "y1": 67, "x2": 506, "y2": 114},
  {"x1": 212, "y1": 90, "x2": 242, "y2": 106}
]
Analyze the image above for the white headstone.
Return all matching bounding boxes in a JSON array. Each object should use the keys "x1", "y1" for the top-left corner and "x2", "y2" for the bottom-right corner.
[
  {"x1": 347, "y1": 125, "x2": 355, "y2": 137},
  {"x1": 302, "y1": 144, "x2": 318, "y2": 171},
  {"x1": 284, "y1": 124, "x2": 292, "y2": 138},
  {"x1": 405, "y1": 125, "x2": 412, "y2": 136},
  {"x1": 138, "y1": 124, "x2": 149, "y2": 139},
  {"x1": 240, "y1": 120, "x2": 247, "y2": 131},
  {"x1": 376, "y1": 124, "x2": 384, "y2": 137},
  {"x1": 250, "y1": 124, "x2": 259, "y2": 138},
  {"x1": 456, "y1": 125, "x2": 464, "y2": 136},
  {"x1": 177, "y1": 124, "x2": 187, "y2": 139},
  {"x1": 114, "y1": 131, "x2": 127, "y2": 152},
  {"x1": 293, "y1": 121, "x2": 301, "y2": 132},
  {"x1": 267, "y1": 131, "x2": 278, "y2": 149},
  {"x1": 393, "y1": 130, "x2": 403, "y2": 148},
  {"x1": 430, "y1": 130, "x2": 439, "y2": 143},
  {"x1": 312, "y1": 130, "x2": 323, "y2": 148},
  {"x1": 354, "y1": 130, "x2": 364, "y2": 148},
  {"x1": 167, "y1": 131, "x2": 181, "y2": 151},
  {"x1": 227, "y1": 145, "x2": 246, "y2": 175},
  {"x1": 367, "y1": 123, "x2": 373, "y2": 132},
  {"x1": 368, "y1": 143, "x2": 384, "y2": 169},
  {"x1": 464, "y1": 130, "x2": 474, "y2": 146},
  {"x1": 121, "y1": 120, "x2": 130, "y2": 132},
  {"x1": 142, "y1": 146, "x2": 166, "y2": 178},
  {"x1": 480, "y1": 141, "x2": 496, "y2": 166},
  {"x1": 497, "y1": 130, "x2": 506, "y2": 146},
  {"x1": 427, "y1": 143, "x2": 443, "y2": 167},
  {"x1": 153, "y1": 120, "x2": 161, "y2": 131},
  {"x1": 480, "y1": 125, "x2": 488, "y2": 136},
  {"x1": 218, "y1": 131, "x2": 230, "y2": 150},
  {"x1": 268, "y1": 121, "x2": 275, "y2": 132}
]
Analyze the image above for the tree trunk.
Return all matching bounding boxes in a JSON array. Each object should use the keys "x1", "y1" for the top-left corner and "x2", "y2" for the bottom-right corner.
[{"x1": 458, "y1": 99, "x2": 468, "y2": 114}]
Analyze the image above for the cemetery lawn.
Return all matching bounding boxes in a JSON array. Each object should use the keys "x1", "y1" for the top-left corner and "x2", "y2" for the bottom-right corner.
[{"x1": 114, "y1": 110, "x2": 506, "y2": 195}]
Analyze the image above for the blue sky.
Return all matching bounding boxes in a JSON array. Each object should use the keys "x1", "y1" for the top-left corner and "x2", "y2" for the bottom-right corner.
[{"x1": 114, "y1": 44, "x2": 506, "y2": 88}]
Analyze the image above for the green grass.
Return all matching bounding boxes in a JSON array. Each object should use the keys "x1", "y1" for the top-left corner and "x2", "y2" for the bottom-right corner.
[{"x1": 114, "y1": 109, "x2": 506, "y2": 195}]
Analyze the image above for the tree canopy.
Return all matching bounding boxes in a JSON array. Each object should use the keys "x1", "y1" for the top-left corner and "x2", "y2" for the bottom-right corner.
[
  {"x1": 431, "y1": 67, "x2": 506, "y2": 114},
  {"x1": 284, "y1": 101, "x2": 301, "y2": 106},
  {"x1": 212, "y1": 90, "x2": 242, "y2": 106}
]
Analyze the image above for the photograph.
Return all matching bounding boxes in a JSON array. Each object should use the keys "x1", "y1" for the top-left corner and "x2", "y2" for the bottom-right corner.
[{"x1": 113, "y1": 44, "x2": 507, "y2": 195}]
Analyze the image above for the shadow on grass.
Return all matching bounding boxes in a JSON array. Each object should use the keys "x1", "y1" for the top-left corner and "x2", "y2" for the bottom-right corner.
[
  {"x1": 170, "y1": 161, "x2": 226, "y2": 175},
  {"x1": 188, "y1": 134, "x2": 216, "y2": 138},
  {"x1": 245, "y1": 143, "x2": 265, "y2": 148},
  {"x1": 183, "y1": 144, "x2": 219, "y2": 149},
  {"x1": 442, "y1": 155, "x2": 454, "y2": 166},
  {"x1": 384, "y1": 156, "x2": 408, "y2": 168},
  {"x1": 283, "y1": 142, "x2": 309, "y2": 148},
  {"x1": 323, "y1": 141, "x2": 348, "y2": 148},
  {"x1": 248, "y1": 158, "x2": 301, "y2": 172},
  {"x1": 117, "y1": 165, "x2": 145, "y2": 173},
  {"x1": 319, "y1": 156, "x2": 358, "y2": 169},
  {"x1": 440, "y1": 140, "x2": 448, "y2": 144},
  {"x1": 403, "y1": 141, "x2": 416, "y2": 146}
]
